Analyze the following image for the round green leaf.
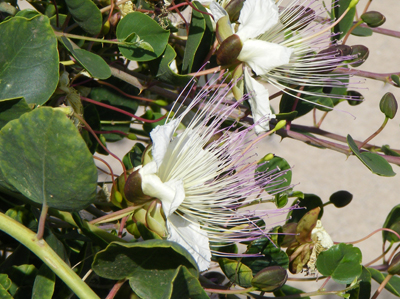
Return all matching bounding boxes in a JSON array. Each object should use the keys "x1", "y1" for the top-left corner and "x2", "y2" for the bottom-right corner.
[
  {"x1": 116, "y1": 12, "x2": 169, "y2": 61},
  {"x1": 60, "y1": 37, "x2": 111, "y2": 80},
  {"x1": 0, "y1": 15, "x2": 58, "y2": 104},
  {"x1": 256, "y1": 155, "x2": 292, "y2": 195},
  {"x1": 351, "y1": 26, "x2": 373, "y2": 37},
  {"x1": 251, "y1": 266, "x2": 287, "y2": 292},
  {"x1": 347, "y1": 134, "x2": 396, "y2": 177},
  {"x1": 316, "y1": 243, "x2": 362, "y2": 284},
  {"x1": 32, "y1": 264, "x2": 55, "y2": 299},
  {"x1": 0, "y1": 108, "x2": 97, "y2": 211},
  {"x1": 92, "y1": 240, "x2": 199, "y2": 299},
  {"x1": 65, "y1": 0, "x2": 102, "y2": 35},
  {"x1": 218, "y1": 258, "x2": 253, "y2": 288}
]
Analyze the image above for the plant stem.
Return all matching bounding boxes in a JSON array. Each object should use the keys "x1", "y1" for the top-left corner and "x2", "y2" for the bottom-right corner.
[
  {"x1": 0, "y1": 212, "x2": 100, "y2": 299},
  {"x1": 358, "y1": 117, "x2": 389, "y2": 150},
  {"x1": 37, "y1": 202, "x2": 48, "y2": 239},
  {"x1": 334, "y1": 67, "x2": 400, "y2": 86},
  {"x1": 371, "y1": 273, "x2": 393, "y2": 299},
  {"x1": 106, "y1": 279, "x2": 127, "y2": 299}
]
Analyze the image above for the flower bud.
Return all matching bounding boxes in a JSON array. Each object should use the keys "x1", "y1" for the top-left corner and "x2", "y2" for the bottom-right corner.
[
  {"x1": 329, "y1": 190, "x2": 353, "y2": 208},
  {"x1": 316, "y1": 45, "x2": 352, "y2": 73},
  {"x1": 380, "y1": 92, "x2": 398, "y2": 119},
  {"x1": 111, "y1": 174, "x2": 129, "y2": 208},
  {"x1": 350, "y1": 45, "x2": 369, "y2": 67},
  {"x1": 124, "y1": 170, "x2": 153, "y2": 205},
  {"x1": 216, "y1": 34, "x2": 242, "y2": 66},
  {"x1": 225, "y1": 0, "x2": 245, "y2": 22},
  {"x1": 388, "y1": 252, "x2": 400, "y2": 275},
  {"x1": 361, "y1": 11, "x2": 386, "y2": 28},
  {"x1": 146, "y1": 200, "x2": 168, "y2": 238},
  {"x1": 251, "y1": 266, "x2": 287, "y2": 292},
  {"x1": 216, "y1": 15, "x2": 234, "y2": 43}
]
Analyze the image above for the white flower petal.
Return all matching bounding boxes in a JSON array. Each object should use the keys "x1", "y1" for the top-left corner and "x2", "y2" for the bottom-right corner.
[
  {"x1": 150, "y1": 119, "x2": 180, "y2": 168},
  {"x1": 210, "y1": 1, "x2": 228, "y2": 23},
  {"x1": 140, "y1": 162, "x2": 185, "y2": 216},
  {"x1": 244, "y1": 69, "x2": 275, "y2": 134},
  {"x1": 167, "y1": 214, "x2": 211, "y2": 271},
  {"x1": 236, "y1": 0, "x2": 279, "y2": 40},
  {"x1": 238, "y1": 39, "x2": 292, "y2": 75}
]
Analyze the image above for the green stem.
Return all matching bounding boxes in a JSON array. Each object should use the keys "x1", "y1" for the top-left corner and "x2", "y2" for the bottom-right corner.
[
  {"x1": 204, "y1": 287, "x2": 257, "y2": 294},
  {"x1": 54, "y1": 31, "x2": 126, "y2": 46},
  {"x1": 0, "y1": 212, "x2": 100, "y2": 299}
]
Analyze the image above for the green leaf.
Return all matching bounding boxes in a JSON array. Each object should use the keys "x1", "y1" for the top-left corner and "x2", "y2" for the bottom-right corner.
[
  {"x1": 0, "y1": 97, "x2": 31, "y2": 130},
  {"x1": 0, "y1": 108, "x2": 98, "y2": 211},
  {"x1": 381, "y1": 145, "x2": 400, "y2": 157},
  {"x1": 92, "y1": 240, "x2": 199, "y2": 299},
  {"x1": 346, "y1": 266, "x2": 371, "y2": 299},
  {"x1": 316, "y1": 243, "x2": 362, "y2": 284},
  {"x1": 15, "y1": 9, "x2": 40, "y2": 19},
  {"x1": 182, "y1": 1, "x2": 214, "y2": 73},
  {"x1": 65, "y1": 0, "x2": 102, "y2": 35},
  {"x1": 332, "y1": 0, "x2": 356, "y2": 40},
  {"x1": 60, "y1": 36, "x2": 111, "y2": 79},
  {"x1": 123, "y1": 143, "x2": 146, "y2": 170},
  {"x1": 0, "y1": 285, "x2": 12, "y2": 299},
  {"x1": 0, "y1": 274, "x2": 12, "y2": 291},
  {"x1": 382, "y1": 204, "x2": 400, "y2": 243},
  {"x1": 256, "y1": 155, "x2": 292, "y2": 195},
  {"x1": 351, "y1": 26, "x2": 373, "y2": 37},
  {"x1": 369, "y1": 267, "x2": 400, "y2": 297},
  {"x1": 116, "y1": 12, "x2": 169, "y2": 61},
  {"x1": 347, "y1": 134, "x2": 396, "y2": 177},
  {"x1": 218, "y1": 258, "x2": 253, "y2": 288},
  {"x1": 242, "y1": 237, "x2": 289, "y2": 275},
  {"x1": 0, "y1": 15, "x2": 58, "y2": 104},
  {"x1": 287, "y1": 193, "x2": 323, "y2": 224},
  {"x1": 274, "y1": 285, "x2": 310, "y2": 299},
  {"x1": 171, "y1": 266, "x2": 209, "y2": 299},
  {"x1": 31, "y1": 264, "x2": 55, "y2": 299},
  {"x1": 83, "y1": 104, "x2": 102, "y2": 154},
  {"x1": 149, "y1": 44, "x2": 192, "y2": 86},
  {"x1": 6, "y1": 264, "x2": 37, "y2": 296},
  {"x1": 391, "y1": 75, "x2": 400, "y2": 87}
]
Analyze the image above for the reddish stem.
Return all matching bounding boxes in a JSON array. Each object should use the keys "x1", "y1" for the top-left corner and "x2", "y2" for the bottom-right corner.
[
  {"x1": 97, "y1": 80, "x2": 156, "y2": 103},
  {"x1": 74, "y1": 113, "x2": 127, "y2": 180},
  {"x1": 94, "y1": 156, "x2": 117, "y2": 189},
  {"x1": 80, "y1": 96, "x2": 167, "y2": 123}
]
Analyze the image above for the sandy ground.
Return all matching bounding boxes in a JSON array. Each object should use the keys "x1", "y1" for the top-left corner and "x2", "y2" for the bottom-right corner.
[{"x1": 17, "y1": 0, "x2": 400, "y2": 297}]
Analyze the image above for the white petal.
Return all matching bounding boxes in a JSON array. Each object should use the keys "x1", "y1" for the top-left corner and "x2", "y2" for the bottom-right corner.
[
  {"x1": 238, "y1": 39, "x2": 292, "y2": 75},
  {"x1": 236, "y1": 0, "x2": 279, "y2": 40},
  {"x1": 210, "y1": 1, "x2": 228, "y2": 23},
  {"x1": 140, "y1": 162, "x2": 185, "y2": 216},
  {"x1": 167, "y1": 214, "x2": 211, "y2": 271},
  {"x1": 150, "y1": 119, "x2": 180, "y2": 168},
  {"x1": 244, "y1": 69, "x2": 275, "y2": 134}
]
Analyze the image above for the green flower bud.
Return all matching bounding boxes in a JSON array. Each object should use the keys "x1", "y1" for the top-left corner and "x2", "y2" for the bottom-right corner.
[
  {"x1": 216, "y1": 34, "x2": 243, "y2": 66},
  {"x1": 388, "y1": 252, "x2": 400, "y2": 275},
  {"x1": 361, "y1": 11, "x2": 386, "y2": 28},
  {"x1": 111, "y1": 174, "x2": 129, "y2": 208},
  {"x1": 146, "y1": 200, "x2": 167, "y2": 238},
  {"x1": 154, "y1": 99, "x2": 169, "y2": 106},
  {"x1": 251, "y1": 266, "x2": 288, "y2": 292},
  {"x1": 225, "y1": 0, "x2": 245, "y2": 22},
  {"x1": 273, "y1": 120, "x2": 287, "y2": 131},
  {"x1": 380, "y1": 92, "x2": 398, "y2": 119},
  {"x1": 262, "y1": 153, "x2": 275, "y2": 162},
  {"x1": 142, "y1": 144, "x2": 153, "y2": 165},
  {"x1": 350, "y1": 45, "x2": 369, "y2": 67},
  {"x1": 216, "y1": 15, "x2": 234, "y2": 43},
  {"x1": 329, "y1": 190, "x2": 353, "y2": 208},
  {"x1": 127, "y1": 133, "x2": 137, "y2": 140},
  {"x1": 126, "y1": 215, "x2": 141, "y2": 239}
]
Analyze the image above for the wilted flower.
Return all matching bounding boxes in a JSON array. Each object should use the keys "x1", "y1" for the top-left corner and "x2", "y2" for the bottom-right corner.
[
  {"x1": 135, "y1": 82, "x2": 290, "y2": 271},
  {"x1": 211, "y1": 0, "x2": 359, "y2": 132}
]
